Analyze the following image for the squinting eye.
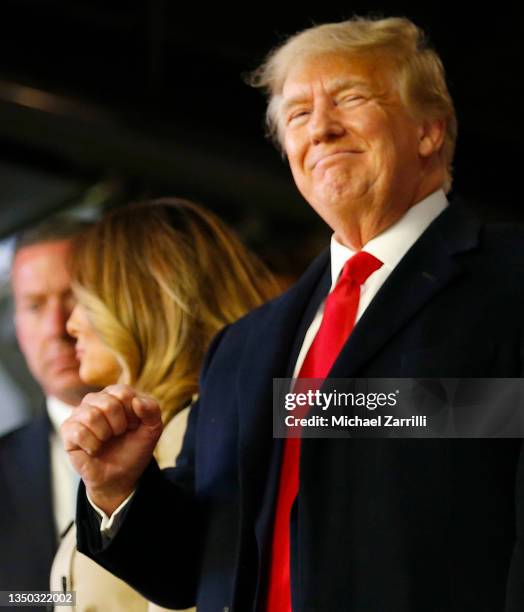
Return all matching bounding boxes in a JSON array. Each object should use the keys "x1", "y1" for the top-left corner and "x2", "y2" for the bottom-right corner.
[
  {"x1": 339, "y1": 95, "x2": 364, "y2": 105},
  {"x1": 288, "y1": 110, "x2": 310, "y2": 124}
]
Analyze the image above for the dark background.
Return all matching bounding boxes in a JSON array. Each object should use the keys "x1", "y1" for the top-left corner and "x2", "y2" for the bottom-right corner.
[
  {"x1": 0, "y1": 1, "x2": 522, "y2": 273},
  {"x1": 0, "y1": 2, "x2": 522, "y2": 429}
]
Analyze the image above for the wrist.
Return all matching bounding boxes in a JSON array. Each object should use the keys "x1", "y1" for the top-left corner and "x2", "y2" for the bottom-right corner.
[{"x1": 86, "y1": 482, "x2": 136, "y2": 517}]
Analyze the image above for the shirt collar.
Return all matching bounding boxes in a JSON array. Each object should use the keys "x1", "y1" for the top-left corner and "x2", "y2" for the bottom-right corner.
[
  {"x1": 46, "y1": 396, "x2": 74, "y2": 435},
  {"x1": 329, "y1": 189, "x2": 449, "y2": 287}
]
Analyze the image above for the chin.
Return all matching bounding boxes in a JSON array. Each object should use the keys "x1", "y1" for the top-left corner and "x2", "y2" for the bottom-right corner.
[
  {"x1": 78, "y1": 366, "x2": 99, "y2": 387},
  {"x1": 49, "y1": 381, "x2": 91, "y2": 405},
  {"x1": 80, "y1": 368, "x2": 117, "y2": 388},
  {"x1": 51, "y1": 369, "x2": 84, "y2": 388}
]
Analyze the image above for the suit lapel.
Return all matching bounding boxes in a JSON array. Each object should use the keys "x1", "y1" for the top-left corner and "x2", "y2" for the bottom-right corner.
[
  {"x1": 236, "y1": 249, "x2": 330, "y2": 453},
  {"x1": 328, "y1": 202, "x2": 481, "y2": 378},
  {"x1": 234, "y1": 250, "x2": 330, "y2": 537}
]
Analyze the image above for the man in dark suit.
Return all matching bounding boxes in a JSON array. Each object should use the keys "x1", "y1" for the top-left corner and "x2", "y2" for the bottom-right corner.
[
  {"x1": 64, "y1": 16, "x2": 524, "y2": 611},
  {"x1": 0, "y1": 219, "x2": 92, "y2": 594}
]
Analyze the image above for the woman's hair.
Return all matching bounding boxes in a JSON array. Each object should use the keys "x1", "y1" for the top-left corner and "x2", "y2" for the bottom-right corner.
[{"x1": 69, "y1": 198, "x2": 280, "y2": 423}]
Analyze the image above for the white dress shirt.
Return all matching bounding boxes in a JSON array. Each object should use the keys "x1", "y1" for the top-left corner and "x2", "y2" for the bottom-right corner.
[
  {"x1": 92, "y1": 188, "x2": 449, "y2": 536},
  {"x1": 47, "y1": 396, "x2": 79, "y2": 540},
  {"x1": 293, "y1": 188, "x2": 448, "y2": 376}
]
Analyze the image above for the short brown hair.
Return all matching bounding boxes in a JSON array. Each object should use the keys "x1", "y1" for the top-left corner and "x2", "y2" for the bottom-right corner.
[{"x1": 14, "y1": 215, "x2": 92, "y2": 254}]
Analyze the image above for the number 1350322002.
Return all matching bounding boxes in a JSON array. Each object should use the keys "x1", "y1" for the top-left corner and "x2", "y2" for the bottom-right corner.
[{"x1": 0, "y1": 591, "x2": 75, "y2": 607}]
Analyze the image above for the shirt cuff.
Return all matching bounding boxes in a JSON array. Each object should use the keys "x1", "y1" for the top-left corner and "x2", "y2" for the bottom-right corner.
[{"x1": 86, "y1": 490, "x2": 136, "y2": 538}]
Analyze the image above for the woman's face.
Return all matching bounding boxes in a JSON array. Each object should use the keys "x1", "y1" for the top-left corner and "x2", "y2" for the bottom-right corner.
[{"x1": 66, "y1": 303, "x2": 122, "y2": 387}]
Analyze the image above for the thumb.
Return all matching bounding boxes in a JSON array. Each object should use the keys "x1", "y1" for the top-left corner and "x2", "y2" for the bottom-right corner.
[{"x1": 132, "y1": 396, "x2": 163, "y2": 430}]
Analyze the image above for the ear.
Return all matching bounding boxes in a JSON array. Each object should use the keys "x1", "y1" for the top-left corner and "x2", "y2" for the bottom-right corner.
[{"x1": 417, "y1": 118, "x2": 446, "y2": 158}]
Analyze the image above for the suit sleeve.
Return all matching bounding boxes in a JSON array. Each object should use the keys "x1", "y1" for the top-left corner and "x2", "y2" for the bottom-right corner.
[{"x1": 75, "y1": 326, "x2": 229, "y2": 610}]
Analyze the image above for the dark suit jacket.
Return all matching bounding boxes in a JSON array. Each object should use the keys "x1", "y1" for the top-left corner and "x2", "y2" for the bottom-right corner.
[
  {"x1": 77, "y1": 201, "x2": 524, "y2": 612},
  {"x1": 0, "y1": 414, "x2": 57, "y2": 599}
]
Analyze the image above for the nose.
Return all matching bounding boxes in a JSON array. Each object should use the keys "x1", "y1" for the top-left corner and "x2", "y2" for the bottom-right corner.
[
  {"x1": 42, "y1": 298, "x2": 74, "y2": 340},
  {"x1": 309, "y1": 99, "x2": 345, "y2": 144},
  {"x1": 65, "y1": 304, "x2": 80, "y2": 339}
]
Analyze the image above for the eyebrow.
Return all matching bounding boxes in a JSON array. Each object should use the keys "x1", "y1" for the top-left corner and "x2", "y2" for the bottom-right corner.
[
  {"x1": 281, "y1": 78, "x2": 370, "y2": 115},
  {"x1": 18, "y1": 292, "x2": 45, "y2": 299}
]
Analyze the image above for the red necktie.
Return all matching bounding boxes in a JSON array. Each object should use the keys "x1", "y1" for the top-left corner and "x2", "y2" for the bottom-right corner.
[{"x1": 266, "y1": 251, "x2": 383, "y2": 611}]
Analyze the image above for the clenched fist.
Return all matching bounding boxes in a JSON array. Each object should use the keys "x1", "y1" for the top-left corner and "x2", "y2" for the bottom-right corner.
[{"x1": 61, "y1": 384, "x2": 163, "y2": 516}]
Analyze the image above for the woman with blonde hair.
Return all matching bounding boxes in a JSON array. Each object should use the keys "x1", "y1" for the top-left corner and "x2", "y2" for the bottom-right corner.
[{"x1": 51, "y1": 197, "x2": 279, "y2": 611}]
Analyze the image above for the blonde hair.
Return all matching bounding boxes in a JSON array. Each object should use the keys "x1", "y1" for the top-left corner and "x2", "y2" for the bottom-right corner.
[
  {"x1": 70, "y1": 198, "x2": 279, "y2": 424},
  {"x1": 248, "y1": 16, "x2": 457, "y2": 193}
]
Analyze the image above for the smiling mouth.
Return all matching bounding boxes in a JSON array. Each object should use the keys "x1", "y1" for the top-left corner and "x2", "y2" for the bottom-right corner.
[{"x1": 312, "y1": 151, "x2": 363, "y2": 169}]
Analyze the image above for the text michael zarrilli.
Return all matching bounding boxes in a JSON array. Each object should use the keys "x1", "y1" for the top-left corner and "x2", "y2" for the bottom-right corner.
[{"x1": 284, "y1": 414, "x2": 428, "y2": 428}]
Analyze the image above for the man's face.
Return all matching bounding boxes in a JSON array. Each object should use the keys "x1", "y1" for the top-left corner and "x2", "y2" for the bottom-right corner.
[
  {"x1": 12, "y1": 239, "x2": 89, "y2": 405},
  {"x1": 281, "y1": 53, "x2": 430, "y2": 241}
]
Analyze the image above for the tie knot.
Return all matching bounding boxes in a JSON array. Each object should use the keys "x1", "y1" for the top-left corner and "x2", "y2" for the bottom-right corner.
[{"x1": 339, "y1": 251, "x2": 383, "y2": 286}]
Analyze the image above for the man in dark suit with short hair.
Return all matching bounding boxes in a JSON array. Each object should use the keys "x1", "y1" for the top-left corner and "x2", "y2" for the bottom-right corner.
[
  {"x1": 65, "y1": 17, "x2": 524, "y2": 612},
  {"x1": 0, "y1": 220, "x2": 92, "y2": 595}
]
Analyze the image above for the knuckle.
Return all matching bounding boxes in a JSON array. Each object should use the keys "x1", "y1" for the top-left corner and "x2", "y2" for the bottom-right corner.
[
  {"x1": 95, "y1": 395, "x2": 112, "y2": 411},
  {"x1": 108, "y1": 383, "x2": 135, "y2": 399},
  {"x1": 59, "y1": 420, "x2": 69, "y2": 435},
  {"x1": 74, "y1": 426, "x2": 86, "y2": 446},
  {"x1": 103, "y1": 401, "x2": 124, "y2": 420},
  {"x1": 60, "y1": 421, "x2": 73, "y2": 443},
  {"x1": 83, "y1": 408, "x2": 99, "y2": 427},
  {"x1": 82, "y1": 392, "x2": 99, "y2": 404}
]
